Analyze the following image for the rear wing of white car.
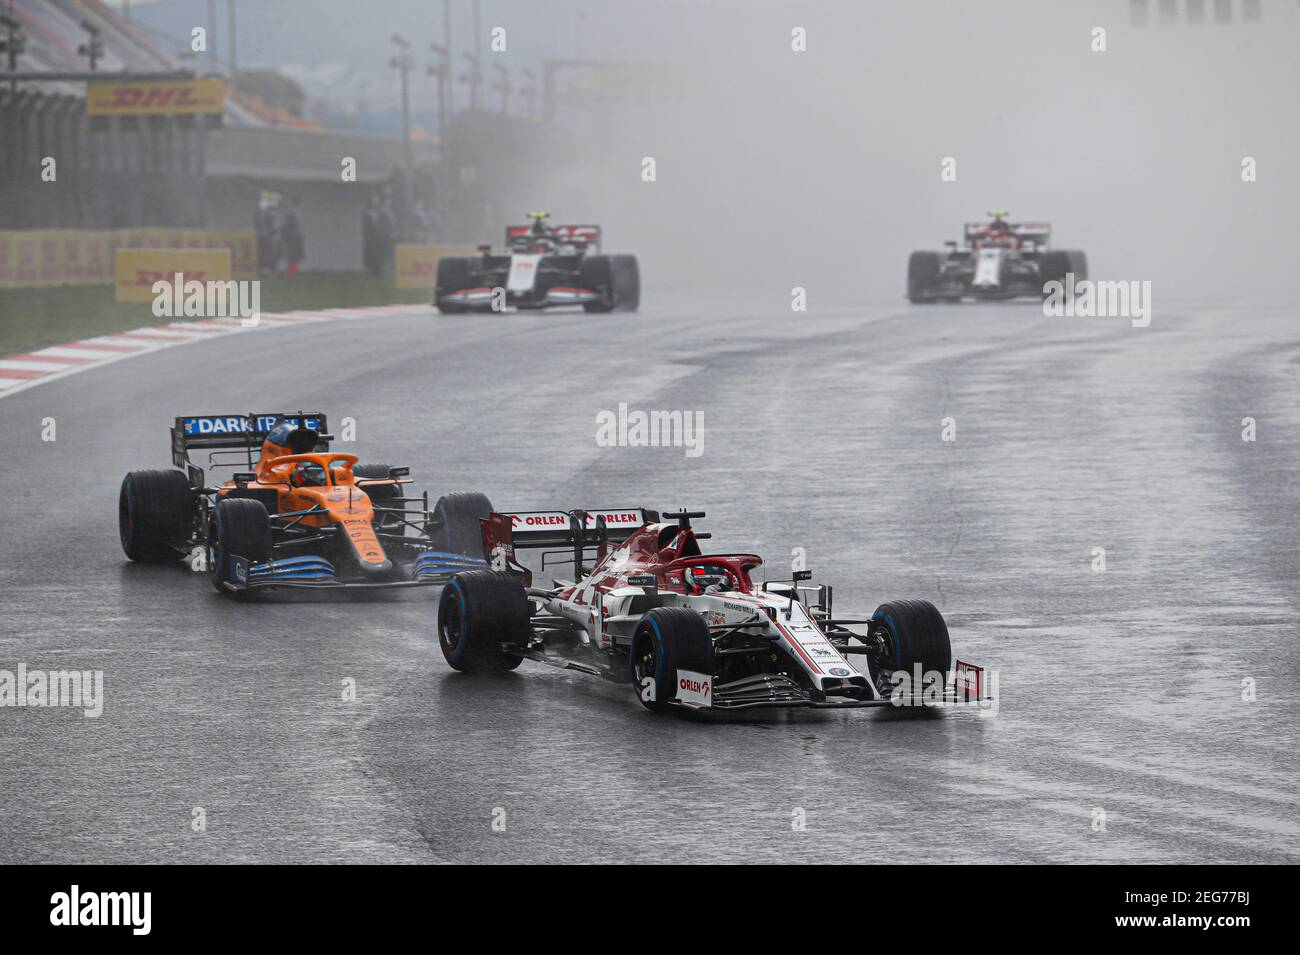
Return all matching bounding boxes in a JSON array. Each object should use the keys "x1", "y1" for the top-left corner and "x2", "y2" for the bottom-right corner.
[
  {"x1": 963, "y1": 221, "x2": 1051, "y2": 249},
  {"x1": 505, "y1": 224, "x2": 602, "y2": 252}
]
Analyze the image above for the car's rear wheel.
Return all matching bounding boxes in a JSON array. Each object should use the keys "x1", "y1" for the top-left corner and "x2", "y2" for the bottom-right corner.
[
  {"x1": 209, "y1": 498, "x2": 272, "y2": 593},
  {"x1": 870, "y1": 599, "x2": 952, "y2": 702},
  {"x1": 354, "y1": 463, "x2": 401, "y2": 530},
  {"x1": 119, "y1": 469, "x2": 193, "y2": 562},
  {"x1": 907, "y1": 251, "x2": 940, "y2": 303},
  {"x1": 438, "y1": 570, "x2": 528, "y2": 672},
  {"x1": 629, "y1": 607, "x2": 715, "y2": 713},
  {"x1": 434, "y1": 256, "x2": 472, "y2": 313},
  {"x1": 428, "y1": 491, "x2": 493, "y2": 557}
]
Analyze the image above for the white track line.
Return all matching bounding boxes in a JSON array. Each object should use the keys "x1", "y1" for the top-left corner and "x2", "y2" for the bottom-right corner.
[{"x1": 0, "y1": 304, "x2": 432, "y2": 400}]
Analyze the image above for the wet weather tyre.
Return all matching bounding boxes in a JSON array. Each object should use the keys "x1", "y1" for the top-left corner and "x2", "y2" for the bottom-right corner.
[
  {"x1": 353, "y1": 463, "x2": 398, "y2": 501},
  {"x1": 435, "y1": 256, "x2": 472, "y2": 313},
  {"x1": 1040, "y1": 250, "x2": 1073, "y2": 296},
  {"x1": 430, "y1": 491, "x2": 494, "y2": 557},
  {"x1": 907, "y1": 251, "x2": 940, "y2": 303},
  {"x1": 355, "y1": 462, "x2": 403, "y2": 532},
  {"x1": 1063, "y1": 249, "x2": 1088, "y2": 282},
  {"x1": 438, "y1": 570, "x2": 528, "y2": 672},
  {"x1": 610, "y1": 254, "x2": 640, "y2": 311},
  {"x1": 119, "y1": 469, "x2": 193, "y2": 562},
  {"x1": 209, "y1": 498, "x2": 272, "y2": 593},
  {"x1": 629, "y1": 607, "x2": 714, "y2": 713},
  {"x1": 871, "y1": 599, "x2": 952, "y2": 691},
  {"x1": 579, "y1": 255, "x2": 616, "y2": 313}
]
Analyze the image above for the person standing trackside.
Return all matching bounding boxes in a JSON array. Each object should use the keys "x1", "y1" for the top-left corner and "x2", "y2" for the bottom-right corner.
[
  {"x1": 375, "y1": 190, "x2": 397, "y2": 279},
  {"x1": 254, "y1": 192, "x2": 280, "y2": 276},
  {"x1": 362, "y1": 195, "x2": 380, "y2": 278},
  {"x1": 282, "y1": 195, "x2": 305, "y2": 276}
]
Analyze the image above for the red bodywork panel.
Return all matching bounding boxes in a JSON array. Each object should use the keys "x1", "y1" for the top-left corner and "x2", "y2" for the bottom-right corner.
[{"x1": 486, "y1": 516, "x2": 764, "y2": 602}]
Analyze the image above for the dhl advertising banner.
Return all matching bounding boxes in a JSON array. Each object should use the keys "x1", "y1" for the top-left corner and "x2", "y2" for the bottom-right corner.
[
  {"x1": 0, "y1": 229, "x2": 257, "y2": 289},
  {"x1": 86, "y1": 78, "x2": 226, "y2": 116},
  {"x1": 394, "y1": 244, "x2": 477, "y2": 289},
  {"x1": 114, "y1": 249, "x2": 232, "y2": 303}
]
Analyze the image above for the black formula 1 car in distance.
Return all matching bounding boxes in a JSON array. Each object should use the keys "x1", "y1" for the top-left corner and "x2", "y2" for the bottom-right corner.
[
  {"x1": 908, "y1": 212, "x2": 1088, "y2": 303},
  {"x1": 434, "y1": 211, "x2": 640, "y2": 313}
]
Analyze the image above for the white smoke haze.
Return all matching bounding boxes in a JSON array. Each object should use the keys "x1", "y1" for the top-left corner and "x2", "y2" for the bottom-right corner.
[
  {"x1": 113, "y1": 0, "x2": 1299, "y2": 303},
  {"x1": 528, "y1": 0, "x2": 1299, "y2": 304}
]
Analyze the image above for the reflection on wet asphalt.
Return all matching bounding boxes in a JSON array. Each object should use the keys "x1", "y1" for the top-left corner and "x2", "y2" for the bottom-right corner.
[{"x1": 0, "y1": 299, "x2": 1296, "y2": 862}]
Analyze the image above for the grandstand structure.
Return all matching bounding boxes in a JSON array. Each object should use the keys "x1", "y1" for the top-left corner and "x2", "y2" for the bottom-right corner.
[{"x1": 0, "y1": 0, "x2": 434, "y2": 269}]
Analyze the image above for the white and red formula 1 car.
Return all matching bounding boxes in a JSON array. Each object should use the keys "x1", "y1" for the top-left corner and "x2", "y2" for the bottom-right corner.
[
  {"x1": 437, "y1": 508, "x2": 987, "y2": 715},
  {"x1": 434, "y1": 212, "x2": 640, "y2": 313}
]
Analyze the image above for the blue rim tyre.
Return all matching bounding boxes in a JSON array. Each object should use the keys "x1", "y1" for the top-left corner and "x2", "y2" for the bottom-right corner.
[
  {"x1": 628, "y1": 607, "x2": 713, "y2": 713},
  {"x1": 209, "y1": 498, "x2": 272, "y2": 594},
  {"x1": 870, "y1": 599, "x2": 951, "y2": 702},
  {"x1": 437, "y1": 570, "x2": 528, "y2": 672}
]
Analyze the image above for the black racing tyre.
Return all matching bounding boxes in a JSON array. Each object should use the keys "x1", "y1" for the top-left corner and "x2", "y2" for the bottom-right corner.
[
  {"x1": 1039, "y1": 250, "x2": 1072, "y2": 295},
  {"x1": 119, "y1": 469, "x2": 193, "y2": 562},
  {"x1": 1063, "y1": 249, "x2": 1088, "y2": 282},
  {"x1": 434, "y1": 256, "x2": 472, "y2": 313},
  {"x1": 438, "y1": 570, "x2": 528, "y2": 672},
  {"x1": 429, "y1": 491, "x2": 494, "y2": 557},
  {"x1": 609, "y1": 254, "x2": 640, "y2": 311},
  {"x1": 579, "y1": 254, "x2": 615, "y2": 313},
  {"x1": 870, "y1": 599, "x2": 952, "y2": 696},
  {"x1": 907, "y1": 251, "x2": 940, "y2": 303},
  {"x1": 628, "y1": 607, "x2": 715, "y2": 713},
  {"x1": 355, "y1": 463, "x2": 402, "y2": 531},
  {"x1": 209, "y1": 498, "x2": 272, "y2": 592}
]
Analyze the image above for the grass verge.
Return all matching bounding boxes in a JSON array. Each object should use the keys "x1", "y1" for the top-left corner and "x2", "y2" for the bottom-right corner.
[{"x1": 0, "y1": 272, "x2": 430, "y2": 355}]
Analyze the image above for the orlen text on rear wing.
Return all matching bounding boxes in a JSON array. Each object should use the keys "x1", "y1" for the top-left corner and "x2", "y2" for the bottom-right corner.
[
  {"x1": 505, "y1": 224, "x2": 602, "y2": 252},
  {"x1": 480, "y1": 507, "x2": 655, "y2": 585},
  {"x1": 171, "y1": 412, "x2": 329, "y2": 470}
]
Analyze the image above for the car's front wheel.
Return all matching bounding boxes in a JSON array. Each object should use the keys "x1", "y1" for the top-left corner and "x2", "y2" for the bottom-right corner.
[
  {"x1": 628, "y1": 608, "x2": 714, "y2": 713},
  {"x1": 870, "y1": 599, "x2": 952, "y2": 702},
  {"x1": 907, "y1": 251, "x2": 940, "y2": 303},
  {"x1": 434, "y1": 256, "x2": 473, "y2": 313},
  {"x1": 209, "y1": 498, "x2": 272, "y2": 593}
]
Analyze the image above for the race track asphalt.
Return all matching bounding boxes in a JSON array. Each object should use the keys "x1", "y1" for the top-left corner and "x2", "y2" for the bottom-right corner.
[{"x1": 1, "y1": 297, "x2": 1297, "y2": 863}]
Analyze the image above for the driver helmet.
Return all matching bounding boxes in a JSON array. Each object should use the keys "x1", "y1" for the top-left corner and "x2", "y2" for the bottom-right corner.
[
  {"x1": 291, "y1": 462, "x2": 327, "y2": 487},
  {"x1": 685, "y1": 565, "x2": 730, "y2": 594}
]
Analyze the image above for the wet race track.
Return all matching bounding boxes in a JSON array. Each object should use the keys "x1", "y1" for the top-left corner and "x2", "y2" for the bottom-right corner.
[{"x1": 1, "y1": 297, "x2": 1297, "y2": 863}]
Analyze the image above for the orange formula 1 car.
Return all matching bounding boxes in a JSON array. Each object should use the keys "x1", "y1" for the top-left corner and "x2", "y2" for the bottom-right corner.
[{"x1": 118, "y1": 412, "x2": 492, "y2": 595}]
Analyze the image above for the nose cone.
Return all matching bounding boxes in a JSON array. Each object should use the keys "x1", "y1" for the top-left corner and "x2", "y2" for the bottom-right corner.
[{"x1": 358, "y1": 552, "x2": 393, "y2": 574}]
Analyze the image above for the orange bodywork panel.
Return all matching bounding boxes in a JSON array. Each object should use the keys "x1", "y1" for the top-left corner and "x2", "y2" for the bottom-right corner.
[{"x1": 217, "y1": 451, "x2": 407, "y2": 573}]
